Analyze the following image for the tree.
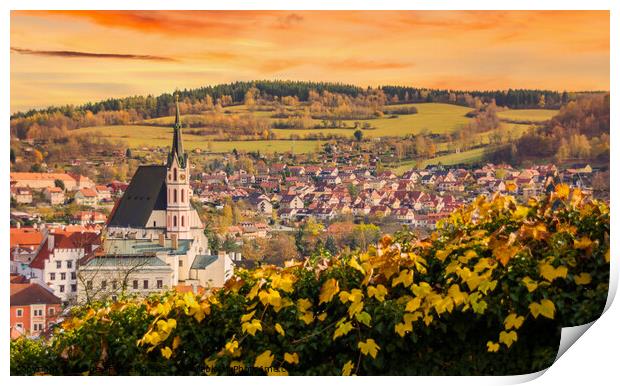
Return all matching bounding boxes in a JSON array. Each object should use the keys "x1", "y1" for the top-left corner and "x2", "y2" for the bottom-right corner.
[
  {"x1": 10, "y1": 148, "x2": 16, "y2": 164},
  {"x1": 33, "y1": 149, "x2": 44, "y2": 163},
  {"x1": 354, "y1": 129, "x2": 363, "y2": 142},
  {"x1": 125, "y1": 148, "x2": 133, "y2": 158}
]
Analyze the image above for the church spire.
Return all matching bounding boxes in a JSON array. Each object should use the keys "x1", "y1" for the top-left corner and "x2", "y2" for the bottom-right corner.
[{"x1": 168, "y1": 92, "x2": 187, "y2": 168}]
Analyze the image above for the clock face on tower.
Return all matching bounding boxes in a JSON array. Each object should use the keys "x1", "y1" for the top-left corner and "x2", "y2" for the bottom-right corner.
[{"x1": 180, "y1": 173, "x2": 186, "y2": 181}]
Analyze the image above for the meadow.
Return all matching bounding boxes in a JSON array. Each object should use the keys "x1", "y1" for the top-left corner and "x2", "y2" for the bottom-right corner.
[
  {"x1": 497, "y1": 108, "x2": 557, "y2": 122},
  {"x1": 73, "y1": 125, "x2": 323, "y2": 154},
  {"x1": 72, "y1": 102, "x2": 557, "y2": 160}
]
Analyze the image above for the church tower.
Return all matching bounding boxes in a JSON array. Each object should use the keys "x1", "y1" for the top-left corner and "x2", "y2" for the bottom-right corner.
[{"x1": 166, "y1": 94, "x2": 192, "y2": 240}]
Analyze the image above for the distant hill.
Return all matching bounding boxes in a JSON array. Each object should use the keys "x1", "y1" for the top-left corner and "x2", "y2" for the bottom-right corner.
[{"x1": 11, "y1": 79, "x2": 599, "y2": 121}]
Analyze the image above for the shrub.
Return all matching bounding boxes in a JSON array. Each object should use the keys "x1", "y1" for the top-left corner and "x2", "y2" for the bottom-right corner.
[{"x1": 11, "y1": 186, "x2": 609, "y2": 375}]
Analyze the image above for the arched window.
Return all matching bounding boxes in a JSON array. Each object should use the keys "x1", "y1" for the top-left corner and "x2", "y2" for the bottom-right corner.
[
  {"x1": 181, "y1": 216, "x2": 185, "y2": 227},
  {"x1": 173, "y1": 189, "x2": 177, "y2": 203},
  {"x1": 173, "y1": 168, "x2": 177, "y2": 181},
  {"x1": 181, "y1": 189, "x2": 185, "y2": 203},
  {"x1": 173, "y1": 216, "x2": 177, "y2": 227}
]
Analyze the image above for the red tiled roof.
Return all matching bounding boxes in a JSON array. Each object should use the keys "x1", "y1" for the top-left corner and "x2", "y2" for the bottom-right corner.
[
  {"x1": 10, "y1": 228, "x2": 44, "y2": 249},
  {"x1": 30, "y1": 231, "x2": 100, "y2": 269},
  {"x1": 11, "y1": 282, "x2": 61, "y2": 306},
  {"x1": 78, "y1": 188, "x2": 97, "y2": 197},
  {"x1": 10, "y1": 172, "x2": 75, "y2": 182}
]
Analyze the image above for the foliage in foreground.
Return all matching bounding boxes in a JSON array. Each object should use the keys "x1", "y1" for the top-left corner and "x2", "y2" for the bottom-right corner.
[{"x1": 11, "y1": 186, "x2": 609, "y2": 375}]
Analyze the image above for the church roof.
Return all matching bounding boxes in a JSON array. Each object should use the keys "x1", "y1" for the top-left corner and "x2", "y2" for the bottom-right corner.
[
  {"x1": 107, "y1": 165, "x2": 167, "y2": 228},
  {"x1": 167, "y1": 95, "x2": 187, "y2": 169},
  {"x1": 102, "y1": 238, "x2": 192, "y2": 255},
  {"x1": 191, "y1": 254, "x2": 219, "y2": 270}
]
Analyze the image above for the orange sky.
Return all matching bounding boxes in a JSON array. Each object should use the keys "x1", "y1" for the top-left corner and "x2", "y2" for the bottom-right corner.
[{"x1": 10, "y1": 10, "x2": 609, "y2": 113}]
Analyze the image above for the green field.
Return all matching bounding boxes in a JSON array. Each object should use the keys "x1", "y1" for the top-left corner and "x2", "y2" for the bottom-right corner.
[
  {"x1": 72, "y1": 103, "x2": 550, "y2": 156},
  {"x1": 392, "y1": 147, "x2": 489, "y2": 175},
  {"x1": 497, "y1": 109, "x2": 557, "y2": 122},
  {"x1": 72, "y1": 125, "x2": 323, "y2": 154}
]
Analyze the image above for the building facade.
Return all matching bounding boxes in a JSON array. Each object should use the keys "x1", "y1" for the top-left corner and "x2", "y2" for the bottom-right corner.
[{"x1": 78, "y1": 96, "x2": 234, "y2": 303}]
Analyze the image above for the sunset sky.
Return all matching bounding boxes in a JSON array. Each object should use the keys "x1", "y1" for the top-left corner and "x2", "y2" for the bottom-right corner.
[{"x1": 10, "y1": 10, "x2": 609, "y2": 113}]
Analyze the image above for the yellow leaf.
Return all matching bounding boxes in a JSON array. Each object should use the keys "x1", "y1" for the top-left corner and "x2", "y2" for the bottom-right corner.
[
  {"x1": 605, "y1": 249, "x2": 610, "y2": 263},
  {"x1": 225, "y1": 339, "x2": 239, "y2": 353},
  {"x1": 319, "y1": 278, "x2": 340, "y2": 304},
  {"x1": 522, "y1": 276, "x2": 538, "y2": 292},
  {"x1": 333, "y1": 320, "x2": 353, "y2": 340},
  {"x1": 539, "y1": 263, "x2": 568, "y2": 282},
  {"x1": 529, "y1": 299, "x2": 555, "y2": 319},
  {"x1": 161, "y1": 346, "x2": 172, "y2": 359},
  {"x1": 275, "y1": 323, "x2": 285, "y2": 336},
  {"x1": 555, "y1": 183, "x2": 570, "y2": 199},
  {"x1": 241, "y1": 319, "x2": 262, "y2": 336},
  {"x1": 342, "y1": 360, "x2": 355, "y2": 376},
  {"x1": 271, "y1": 273, "x2": 295, "y2": 293},
  {"x1": 299, "y1": 312, "x2": 314, "y2": 325},
  {"x1": 487, "y1": 341, "x2": 500, "y2": 352},
  {"x1": 574, "y1": 273, "x2": 592, "y2": 285},
  {"x1": 355, "y1": 311, "x2": 372, "y2": 327},
  {"x1": 392, "y1": 269, "x2": 413, "y2": 288},
  {"x1": 241, "y1": 310, "x2": 256, "y2": 323},
  {"x1": 367, "y1": 284, "x2": 388, "y2": 301},
  {"x1": 317, "y1": 312, "x2": 328, "y2": 321},
  {"x1": 499, "y1": 330, "x2": 518, "y2": 348},
  {"x1": 358, "y1": 339, "x2": 380, "y2": 359},
  {"x1": 574, "y1": 236, "x2": 593, "y2": 250},
  {"x1": 395, "y1": 322, "x2": 412, "y2": 337},
  {"x1": 297, "y1": 298, "x2": 312, "y2": 313},
  {"x1": 172, "y1": 335, "x2": 181, "y2": 350},
  {"x1": 493, "y1": 244, "x2": 520, "y2": 266},
  {"x1": 254, "y1": 350, "x2": 274, "y2": 368},
  {"x1": 539, "y1": 299, "x2": 555, "y2": 319},
  {"x1": 284, "y1": 352, "x2": 299, "y2": 365},
  {"x1": 259, "y1": 288, "x2": 282, "y2": 308},
  {"x1": 349, "y1": 258, "x2": 365, "y2": 274},
  {"x1": 513, "y1": 205, "x2": 530, "y2": 220},
  {"x1": 405, "y1": 297, "x2": 422, "y2": 312},
  {"x1": 504, "y1": 313, "x2": 525, "y2": 330},
  {"x1": 435, "y1": 249, "x2": 451, "y2": 262}
]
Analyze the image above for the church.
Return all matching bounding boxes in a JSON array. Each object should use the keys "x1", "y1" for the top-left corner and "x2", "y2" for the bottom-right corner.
[{"x1": 78, "y1": 97, "x2": 236, "y2": 302}]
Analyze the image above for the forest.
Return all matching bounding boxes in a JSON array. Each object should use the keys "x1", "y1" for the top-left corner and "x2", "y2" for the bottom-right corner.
[{"x1": 10, "y1": 80, "x2": 586, "y2": 141}]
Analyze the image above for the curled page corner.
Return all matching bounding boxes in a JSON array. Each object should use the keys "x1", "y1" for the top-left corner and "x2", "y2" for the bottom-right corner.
[{"x1": 555, "y1": 321, "x2": 595, "y2": 362}]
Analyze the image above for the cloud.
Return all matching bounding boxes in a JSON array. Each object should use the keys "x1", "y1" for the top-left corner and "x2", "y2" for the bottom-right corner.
[
  {"x1": 11, "y1": 47, "x2": 175, "y2": 61},
  {"x1": 275, "y1": 13, "x2": 304, "y2": 29},
  {"x1": 326, "y1": 58, "x2": 413, "y2": 71}
]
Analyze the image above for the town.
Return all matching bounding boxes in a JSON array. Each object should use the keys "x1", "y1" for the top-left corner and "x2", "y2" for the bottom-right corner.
[{"x1": 9, "y1": 100, "x2": 606, "y2": 339}]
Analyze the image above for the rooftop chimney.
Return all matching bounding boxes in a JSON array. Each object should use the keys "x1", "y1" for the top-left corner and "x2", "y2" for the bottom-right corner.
[
  {"x1": 158, "y1": 233, "x2": 165, "y2": 247},
  {"x1": 47, "y1": 234, "x2": 55, "y2": 251},
  {"x1": 171, "y1": 234, "x2": 178, "y2": 249}
]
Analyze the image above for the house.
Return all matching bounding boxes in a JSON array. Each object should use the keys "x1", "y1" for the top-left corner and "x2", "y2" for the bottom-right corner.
[
  {"x1": 394, "y1": 208, "x2": 416, "y2": 224},
  {"x1": 75, "y1": 188, "x2": 98, "y2": 206},
  {"x1": 95, "y1": 185, "x2": 112, "y2": 201},
  {"x1": 11, "y1": 280, "x2": 62, "y2": 338},
  {"x1": 72, "y1": 174, "x2": 96, "y2": 190},
  {"x1": 73, "y1": 211, "x2": 107, "y2": 225},
  {"x1": 10, "y1": 172, "x2": 78, "y2": 191},
  {"x1": 10, "y1": 227, "x2": 47, "y2": 276},
  {"x1": 280, "y1": 195, "x2": 304, "y2": 210},
  {"x1": 11, "y1": 187, "x2": 33, "y2": 204},
  {"x1": 45, "y1": 187, "x2": 65, "y2": 205},
  {"x1": 29, "y1": 230, "x2": 100, "y2": 303}
]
